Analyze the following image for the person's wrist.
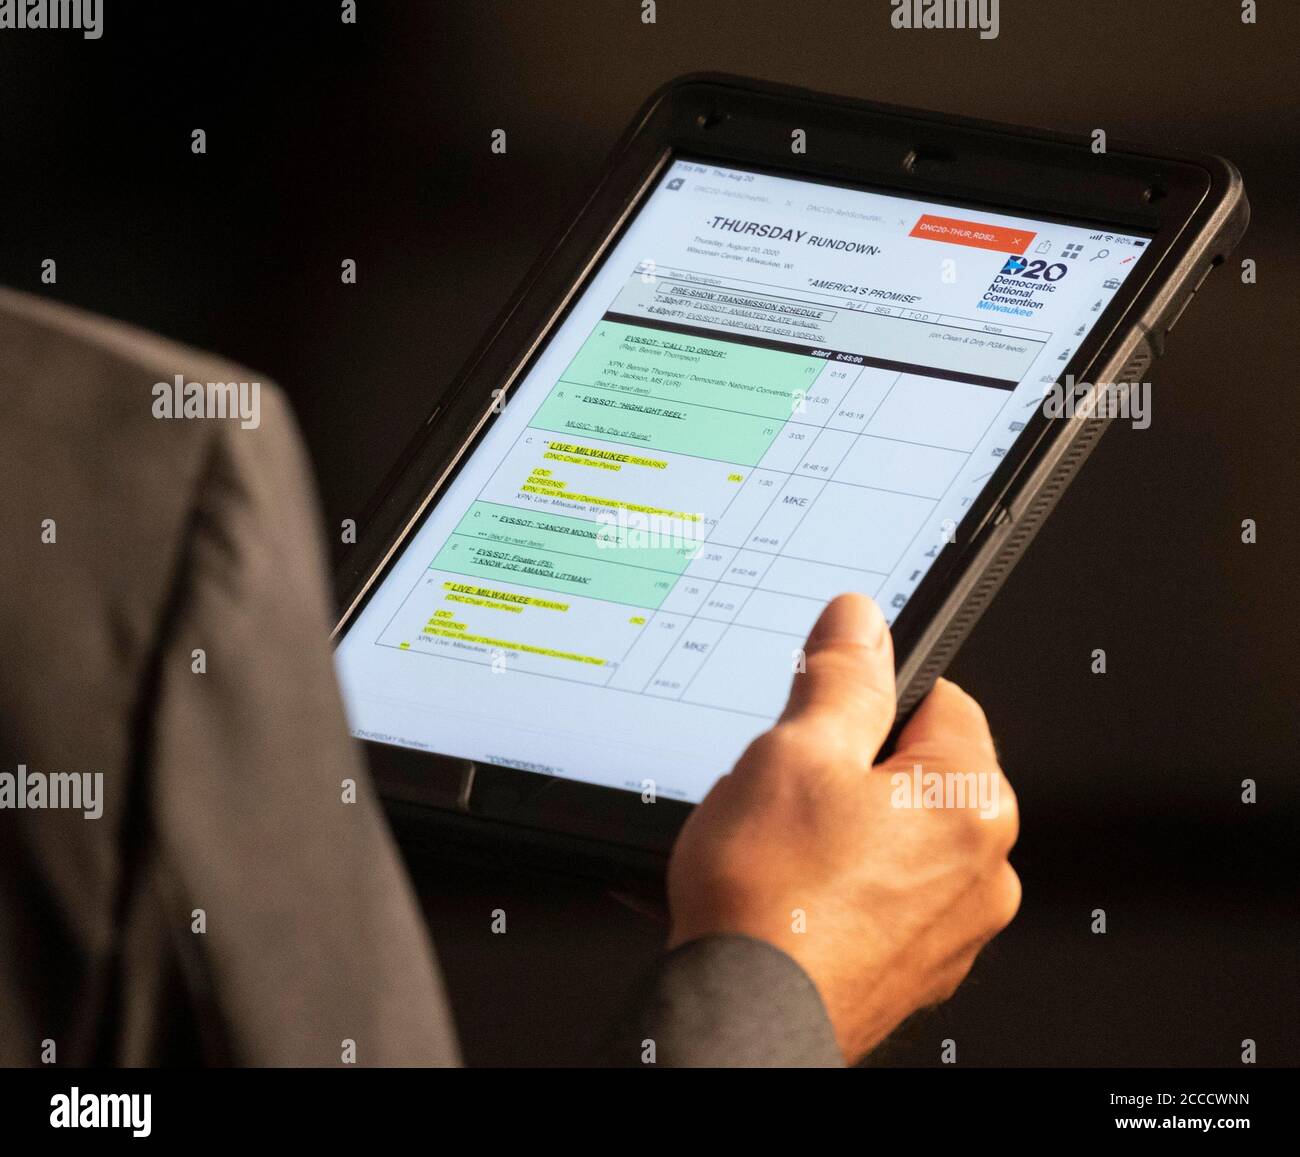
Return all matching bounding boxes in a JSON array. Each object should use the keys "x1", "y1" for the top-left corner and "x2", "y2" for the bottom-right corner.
[
  {"x1": 668, "y1": 912, "x2": 807, "y2": 972},
  {"x1": 669, "y1": 921, "x2": 862, "y2": 1060}
]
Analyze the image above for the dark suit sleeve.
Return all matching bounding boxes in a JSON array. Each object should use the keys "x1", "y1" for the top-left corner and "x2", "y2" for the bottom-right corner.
[
  {"x1": 610, "y1": 934, "x2": 843, "y2": 1067},
  {"x1": 137, "y1": 384, "x2": 462, "y2": 1066},
  {"x1": 0, "y1": 289, "x2": 458, "y2": 1066}
]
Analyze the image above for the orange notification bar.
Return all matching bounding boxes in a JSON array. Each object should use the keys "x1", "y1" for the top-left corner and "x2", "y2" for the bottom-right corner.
[{"x1": 909, "y1": 214, "x2": 1036, "y2": 254}]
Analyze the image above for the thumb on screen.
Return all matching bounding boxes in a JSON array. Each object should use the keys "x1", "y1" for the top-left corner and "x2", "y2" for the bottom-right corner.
[{"x1": 779, "y1": 593, "x2": 897, "y2": 762}]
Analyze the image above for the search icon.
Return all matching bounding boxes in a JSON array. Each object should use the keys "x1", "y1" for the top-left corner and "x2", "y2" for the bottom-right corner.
[{"x1": 1090, "y1": 248, "x2": 1110, "y2": 261}]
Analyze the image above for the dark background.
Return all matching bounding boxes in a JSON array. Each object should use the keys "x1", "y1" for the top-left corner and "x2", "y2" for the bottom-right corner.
[{"x1": 2, "y1": 0, "x2": 1296, "y2": 1065}]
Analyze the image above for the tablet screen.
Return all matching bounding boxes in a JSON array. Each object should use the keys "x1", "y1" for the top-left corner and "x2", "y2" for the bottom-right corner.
[{"x1": 336, "y1": 158, "x2": 1147, "y2": 802}]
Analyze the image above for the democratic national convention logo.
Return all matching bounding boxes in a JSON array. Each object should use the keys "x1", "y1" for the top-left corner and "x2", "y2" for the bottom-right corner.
[{"x1": 998, "y1": 254, "x2": 1067, "y2": 281}]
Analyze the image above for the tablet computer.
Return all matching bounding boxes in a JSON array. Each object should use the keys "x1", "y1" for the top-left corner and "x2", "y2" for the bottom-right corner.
[{"x1": 332, "y1": 74, "x2": 1247, "y2": 879}]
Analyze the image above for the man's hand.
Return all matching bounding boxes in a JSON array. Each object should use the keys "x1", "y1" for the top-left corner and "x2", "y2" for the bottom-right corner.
[{"x1": 667, "y1": 593, "x2": 1020, "y2": 1063}]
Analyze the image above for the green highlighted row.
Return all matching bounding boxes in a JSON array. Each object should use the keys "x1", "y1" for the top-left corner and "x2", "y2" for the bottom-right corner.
[
  {"x1": 533, "y1": 321, "x2": 821, "y2": 465},
  {"x1": 431, "y1": 501, "x2": 697, "y2": 608}
]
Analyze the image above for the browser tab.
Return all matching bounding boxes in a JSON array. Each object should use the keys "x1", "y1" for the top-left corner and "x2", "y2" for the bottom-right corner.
[{"x1": 910, "y1": 214, "x2": 1036, "y2": 254}]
